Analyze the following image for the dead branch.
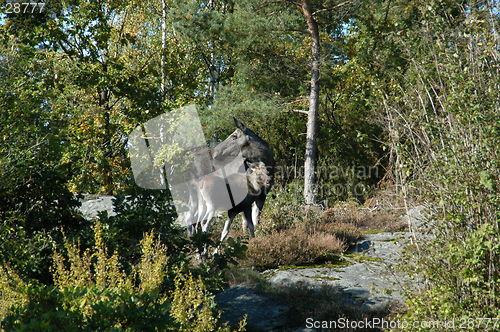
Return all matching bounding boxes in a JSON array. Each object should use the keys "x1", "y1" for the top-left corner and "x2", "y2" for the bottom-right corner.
[
  {"x1": 282, "y1": 109, "x2": 309, "y2": 115},
  {"x1": 312, "y1": 1, "x2": 352, "y2": 17}
]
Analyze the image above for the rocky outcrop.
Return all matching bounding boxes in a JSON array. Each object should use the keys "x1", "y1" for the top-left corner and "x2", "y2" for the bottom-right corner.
[
  {"x1": 217, "y1": 207, "x2": 427, "y2": 331},
  {"x1": 78, "y1": 195, "x2": 116, "y2": 219}
]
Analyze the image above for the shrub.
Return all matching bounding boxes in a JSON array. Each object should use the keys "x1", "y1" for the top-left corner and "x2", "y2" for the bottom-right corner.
[
  {"x1": 84, "y1": 188, "x2": 246, "y2": 293},
  {"x1": 376, "y1": 2, "x2": 498, "y2": 324},
  {"x1": 51, "y1": 222, "x2": 138, "y2": 294},
  {"x1": 244, "y1": 222, "x2": 360, "y2": 268},
  {"x1": 309, "y1": 222, "x2": 362, "y2": 245},
  {"x1": 0, "y1": 266, "x2": 28, "y2": 323},
  {"x1": 399, "y1": 222, "x2": 499, "y2": 324},
  {"x1": 257, "y1": 180, "x2": 319, "y2": 235},
  {"x1": 93, "y1": 188, "x2": 186, "y2": 269},
  {"x1": 257, "y1": 182, "x2": 403, "y2": 240},
  {"x1": 1, "y1": 284, "x2": 87, "y2": 331},
  {"x1": 1, "y1": 222, "x2": 245, "y2": 331},
  {"x1": 171, "y1": 272, "x2": 246, "y2": 332},
  {"x1": 0, "y1": 86, "x2": 84, "y2": 282}
]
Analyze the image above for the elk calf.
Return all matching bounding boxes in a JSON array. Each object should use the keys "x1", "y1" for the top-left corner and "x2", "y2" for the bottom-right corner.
[{"x1": 197, "y1": 162, "x2": 271, "y2": 242}]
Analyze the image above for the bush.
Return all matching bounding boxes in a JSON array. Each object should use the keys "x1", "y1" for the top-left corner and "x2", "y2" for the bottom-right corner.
[
  {"x1": 0, "y1": 69, "x2": 84, "y2": 281},
  {"x1": 375, "y1": 1, "x2": 498, "y2": 324},
  {"x1": 257, "y1": 180, "x2": 317, "y2": 235},
  {"x1": 0, "y1": 266, "x2": 28, "y2": 323},
  {"x1": 92, "y1": 187, "x2": 249, "y2": 293},
  {"x1": 93, "y1": 188, "x2": 186, "y2": 268},
  {"x1": 171, "y1": 272, "x2": 246, "y2": 332},
  {"x1": 1, "y1": 223, "x2": 245, "y2": 331},
  {"x1": 244, "y1": 222, "x2": 360, "y2": 269},
  {"x1": 240, "y1": 180, "x2": 363, "y2": 269},
  {"x1": 309, "y1": 222, "x2": 362, "y2": 245},
  {"x1": 399, "y1": 222, "x2": 499, "y2": 324}
]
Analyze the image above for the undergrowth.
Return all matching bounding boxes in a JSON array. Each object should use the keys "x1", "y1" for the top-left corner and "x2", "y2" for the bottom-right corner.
[{"x1": 0, "y1": 222, "x2": 245, "y2": 331}]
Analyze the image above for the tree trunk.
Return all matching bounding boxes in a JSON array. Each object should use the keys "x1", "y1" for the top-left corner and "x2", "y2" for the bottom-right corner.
[
  {"x1": 100, "y1": 88, "x2": 114, "y2": 195},
  {"x1": 207, "y1": 0, "x2": 220, "y2": 104},
  {"x1": 301, "y1": 0, "x2": 320, "y2": 205},
  {"x1": 161, "y1": 0, "x2": 167, "y2": 96}
]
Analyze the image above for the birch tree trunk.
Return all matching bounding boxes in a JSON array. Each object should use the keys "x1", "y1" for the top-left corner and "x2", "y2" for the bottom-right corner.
[
  {"x1": 301, "y1": 0, "x2": 320, "y2": 205},
  {"x1": 160, "y1": 0, "x2": 167, "y2": 96}
]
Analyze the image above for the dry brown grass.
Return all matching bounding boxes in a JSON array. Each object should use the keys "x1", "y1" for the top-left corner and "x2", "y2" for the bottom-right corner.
[
  {"x1": 308, "y1": 222, "x2": 361, "y2": 244},
  {"x1": 242, "y1": 222, "x2": 361, "y2": 269},
  {"x1": 321, "y1": 199, "x2": 407, "y2": 232}
]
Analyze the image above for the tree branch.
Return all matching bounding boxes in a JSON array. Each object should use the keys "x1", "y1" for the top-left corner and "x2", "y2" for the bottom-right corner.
[
  {"x1": 282, "y1": 109, "x2": 309, "y2": 115},
  {"x1": 312, "y1": 0, "x2": 352, "y2": 17}
]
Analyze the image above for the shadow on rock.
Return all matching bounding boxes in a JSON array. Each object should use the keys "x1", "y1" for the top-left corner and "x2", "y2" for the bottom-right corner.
[{"x1": 216, "y1": 282, "x2": 399, "y2": 332}]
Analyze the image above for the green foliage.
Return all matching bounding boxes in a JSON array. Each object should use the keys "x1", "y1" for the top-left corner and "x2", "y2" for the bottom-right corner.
[
  {"x1": 0, "y1": 33, "x2": 84, "y2": 282},
  {"x1": 1, "y1": 223, "x2": 244, "y2": 331},
  {"x1": 93, "y1": 188, "x2": 186, "y2": 267},
  {"x1": 185, "y1": 231, "x2": 249, "y2": 291},
  {"x1": 0, "y1": 266, "x2": 28, "y2": 323},
  {"x1": 401, "y1": 223, "x2": 499, "y2": 324},
  {"x1": 1, "y1": 284, "x2": 87, "y2": 332},
  {"x1": 2, "y1": 0, "x2": 207, "y2": 194},
  {"x1": 2, "y1": 283, "x2": 179, "y2": 331},
  {"x1": 230, "y1": 0, "x2": 308, "y2": 97},
  {"x1": 52, "y1": 223, "x2": 136, "y2": 293},
  {"x1": 362, "y1": 0, "x2": 499, "y2": 322},
  {"x1": 1, "y1": 0, "x2": 497, "y2": 326},
  {"x1": 171, "y1": 272, "x2": 246, "y2": 332},
  {"x1": 94, "y1": 188, "x2": 249, "y2": 292},
  {"x1": 200, "y1": 84, "x2": 284, "y2": 139},
  {"x1": 257, "y1": 180, "x2": 309, "y2": 235},
  {"x1": 316, "y1": 60, "x2": 386, "y2": 202},
  {"x1": 1, "y1": 225, "x2": 173, "y2": 330}
]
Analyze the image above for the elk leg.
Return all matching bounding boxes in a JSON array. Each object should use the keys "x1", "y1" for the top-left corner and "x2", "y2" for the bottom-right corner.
[
  {"x1": 220, "y1": 210, "x2": 237, "y2": 242},
  {"x1": 243, "y1": 208, "x2": 255, "y2": 238},
  {"x1": 201, "y1": 209, "x2": 214, "y2": 233},
  {"x1": 185, "y1": 180, "x2": 199, "y2": 231},
  {"x1": 252, "y1": 195, "x2": 266, "y2": 226},
  {"x1": 241, "y1": 214, "x2": 248, "y2": 232},
  {"x1": 196, "y1": 197, "x2": 207, "y2": 231}
]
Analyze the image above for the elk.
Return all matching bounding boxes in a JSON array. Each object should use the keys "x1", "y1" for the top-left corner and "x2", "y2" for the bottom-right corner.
[
  {"x1": 197, "y1": 161, "x2": 271, "y2": 242},
  {"x1": 184, "y1": 118, "x2": 275, "y2": 235}
]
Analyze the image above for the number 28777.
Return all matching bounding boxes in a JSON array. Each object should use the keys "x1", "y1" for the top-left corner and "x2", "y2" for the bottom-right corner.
[{"x1": 3, "y1": 2, "x2": 46, "y2": 14}]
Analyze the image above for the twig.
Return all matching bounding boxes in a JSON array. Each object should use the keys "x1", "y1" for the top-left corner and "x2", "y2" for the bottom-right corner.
[
  {"x1": 312, "y1": 1, "x2": 352, "y2": 17},
  {"x1": 282, "y1": 109, "x2": 309, "y2": 115}
]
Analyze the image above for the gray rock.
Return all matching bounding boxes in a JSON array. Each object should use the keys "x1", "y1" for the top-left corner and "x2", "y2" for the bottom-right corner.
[
  {"x1": 350, "y1": 240, "x2": 371, "y2": 253},
  {"x1": 267, "y1": 231, "x2": 415, "y2": 312},
  {"x1": 216, "y1": 285, "x2": 288, "y2": 331},
  {"x1": 78, "y1": 195, "x2": 116, "y2": 219},
  {"x1": 401, "y1": 205, "x2": 428, "y2": 230},
  {"x1": 216, "y1": 231, "x2": 416, "y2": 331}
]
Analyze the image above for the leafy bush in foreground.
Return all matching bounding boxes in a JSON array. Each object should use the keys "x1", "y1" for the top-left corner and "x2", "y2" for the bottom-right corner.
[{"x1": 1, "y1": 223, "x2": 245, "y2": 331}]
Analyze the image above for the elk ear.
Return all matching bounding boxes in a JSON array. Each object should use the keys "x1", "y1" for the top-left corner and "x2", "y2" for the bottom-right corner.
[{"x1": 233, "y1": 117, "x2": 247, "y2": 131}]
